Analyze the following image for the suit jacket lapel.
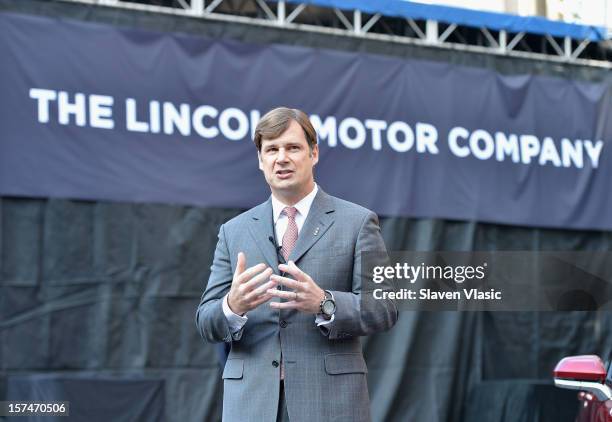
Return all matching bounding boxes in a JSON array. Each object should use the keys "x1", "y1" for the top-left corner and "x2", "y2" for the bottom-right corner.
[
  {"x1": 247, "y1": 198, "x2": 280, "y2": 271},
  {"x1": 289, "y1": 188, "x2": 335, "y2": 264}
]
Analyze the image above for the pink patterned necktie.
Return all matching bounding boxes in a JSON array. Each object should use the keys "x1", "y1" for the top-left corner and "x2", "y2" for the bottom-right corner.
[
  {"x1": 279, "y1": 206, "x2": 298, "y2": 380},
  {"x1": 281, "y1": 206, "x2": 298, "y2": 261}
]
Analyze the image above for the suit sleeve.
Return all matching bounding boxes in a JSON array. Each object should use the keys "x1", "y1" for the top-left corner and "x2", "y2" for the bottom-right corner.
[
  {"x1": 195, "y1": 224, "x2": 246, "y2": 343},
  {"x1": 322, "y1": 211, "x2": 398, "y2": 340}
]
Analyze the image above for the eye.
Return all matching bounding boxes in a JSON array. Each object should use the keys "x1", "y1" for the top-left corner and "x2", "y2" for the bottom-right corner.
[{"x1": 289, "y1": 145, "x2": 300, "y2": 151}]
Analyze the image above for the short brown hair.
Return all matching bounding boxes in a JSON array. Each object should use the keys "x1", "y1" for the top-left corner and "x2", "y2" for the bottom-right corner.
[{"x1": 253, "y1": 107, "x2": 317, "y2": 151}]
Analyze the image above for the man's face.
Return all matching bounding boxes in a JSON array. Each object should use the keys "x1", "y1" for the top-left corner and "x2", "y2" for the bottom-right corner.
[{"x1": 258, "y1": 120, "x2": 319, "y2": 203}]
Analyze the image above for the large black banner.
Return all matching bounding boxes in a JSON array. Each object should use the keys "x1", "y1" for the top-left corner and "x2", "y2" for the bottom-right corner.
[{"x1": 0, "y1": 12, "x2": 610, "y2": 229}]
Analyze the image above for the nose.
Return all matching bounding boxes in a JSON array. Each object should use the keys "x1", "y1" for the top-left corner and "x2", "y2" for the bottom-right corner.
[{"x1": 277, "y1": 147, "x2": 288, "y2": 162}]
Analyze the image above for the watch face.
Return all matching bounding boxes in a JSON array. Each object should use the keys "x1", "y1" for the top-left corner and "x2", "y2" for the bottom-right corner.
[{"x1": 322, "y1": 300, "x2": 336, "y2": 315}]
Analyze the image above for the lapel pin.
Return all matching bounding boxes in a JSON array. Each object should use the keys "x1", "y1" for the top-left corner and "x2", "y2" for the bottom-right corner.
[{"x1": 314, "y1": 227, "x2": 320, "y2": 236}]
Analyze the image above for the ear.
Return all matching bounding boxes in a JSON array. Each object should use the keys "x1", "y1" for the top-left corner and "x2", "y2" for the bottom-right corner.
[
  {"x1": 257, "y1": 151, "x2": 263, "y2": 171},
  {"x1": 311, "y1": 144, "x2": 319, "y2": 166}
]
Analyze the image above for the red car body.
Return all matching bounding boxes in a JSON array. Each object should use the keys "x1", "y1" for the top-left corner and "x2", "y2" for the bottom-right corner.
[{"x1": 555, "y1": 355, "x2": 612, "y2": 422}]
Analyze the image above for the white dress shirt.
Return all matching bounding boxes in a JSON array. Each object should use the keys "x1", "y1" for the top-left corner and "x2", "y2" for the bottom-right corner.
[{"x1": 222, "y1": 183, "x2": 333, "y2": 335}]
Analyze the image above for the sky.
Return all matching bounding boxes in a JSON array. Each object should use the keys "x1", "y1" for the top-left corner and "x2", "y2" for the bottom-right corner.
[{"x1": 410, "y1": 0, "x2": 612, "y2": 28}]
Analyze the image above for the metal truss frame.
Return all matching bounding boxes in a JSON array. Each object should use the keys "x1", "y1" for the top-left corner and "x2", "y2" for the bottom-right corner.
[{"x1": 62, "y1": 0, "x2": 611, "y2": 68}]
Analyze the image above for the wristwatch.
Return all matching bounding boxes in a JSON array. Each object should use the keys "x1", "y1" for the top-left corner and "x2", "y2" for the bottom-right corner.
[{"x1": 319, "y1": 290, "x2": 336, "y2": 320}]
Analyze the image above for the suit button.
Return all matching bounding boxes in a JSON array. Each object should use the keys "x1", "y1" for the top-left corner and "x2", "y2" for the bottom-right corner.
[
  {"x1": 272, "y1": 360, "x2": 279, "y2": 368},
  {"x1": 280, "y1": 320, "x2": 288, "y2": 328}
]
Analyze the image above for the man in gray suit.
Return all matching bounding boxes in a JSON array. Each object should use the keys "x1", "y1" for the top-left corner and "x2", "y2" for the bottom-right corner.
[{"x1": 196, "y1": 107, "x2": 398, "y2": 422}]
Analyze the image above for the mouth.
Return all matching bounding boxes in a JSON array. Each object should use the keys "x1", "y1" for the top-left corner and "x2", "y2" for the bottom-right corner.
[{"x1": 275, "y1": 169, "x2": 294, "y2": 179}]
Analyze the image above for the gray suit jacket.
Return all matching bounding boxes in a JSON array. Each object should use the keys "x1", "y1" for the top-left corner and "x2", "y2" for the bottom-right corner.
[{"x1": 196, "y1": 188, "x2": 398, "y2": 422}]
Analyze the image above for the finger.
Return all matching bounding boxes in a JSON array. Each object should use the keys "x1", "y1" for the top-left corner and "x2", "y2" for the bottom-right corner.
[
  {"x1": 270, "y1": 301, "x2": 299, "y2": 310},
  {"x1": 248, "y1": 280, "x2": 277, "y2": 298},
  {"x1": 242, "y1": 268, "x2": 274, "y2": 292},
  {"x1": 290, "y1": 260, "x2": 313, "y2": 282},
  {"x1": 250, "y1": 292, "x2": 274, "y2": 308},
  {"x1": 278, "y1": 261, "x2": 307, "y2": 282},
  {"x1": 236, "y1": 262, "x2": 268, "y2": 284},
  {"x1": 234, "y1": 252, "x2": 246, "y2": 280},
  {"x1": 266, "y1": 289, "x2": 298, "y2": 300},
  {"x1": 270, "y1": 274, "x2": 301, "y2": 290}
]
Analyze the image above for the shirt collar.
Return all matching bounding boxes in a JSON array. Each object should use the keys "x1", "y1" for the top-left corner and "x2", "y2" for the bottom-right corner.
[{"x1": 272, "y1": 183, "x2": 318, "y2": 223}]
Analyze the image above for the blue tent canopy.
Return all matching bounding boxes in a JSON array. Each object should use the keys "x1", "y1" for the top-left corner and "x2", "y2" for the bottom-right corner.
[{"x1": 287, "y1": 0, "x2": 608, "y2": 41}]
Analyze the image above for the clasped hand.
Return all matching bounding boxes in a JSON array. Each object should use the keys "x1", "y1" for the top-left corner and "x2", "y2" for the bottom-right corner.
[
  {"x1": 227, "y1": 252, "x2": 324, "y2": 316},
  {"x1": 267, "y1": 261, "x2": 325, "y2": 314}
]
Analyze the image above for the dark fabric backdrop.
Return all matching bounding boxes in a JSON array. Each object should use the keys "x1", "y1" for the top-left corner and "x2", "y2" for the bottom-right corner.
[
  {"x1": 2, "y1": 198, "x2": 611, "y2": 421},
  {"x1": 1, "y1": 1, "x2": 612, "y2": 421}
]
